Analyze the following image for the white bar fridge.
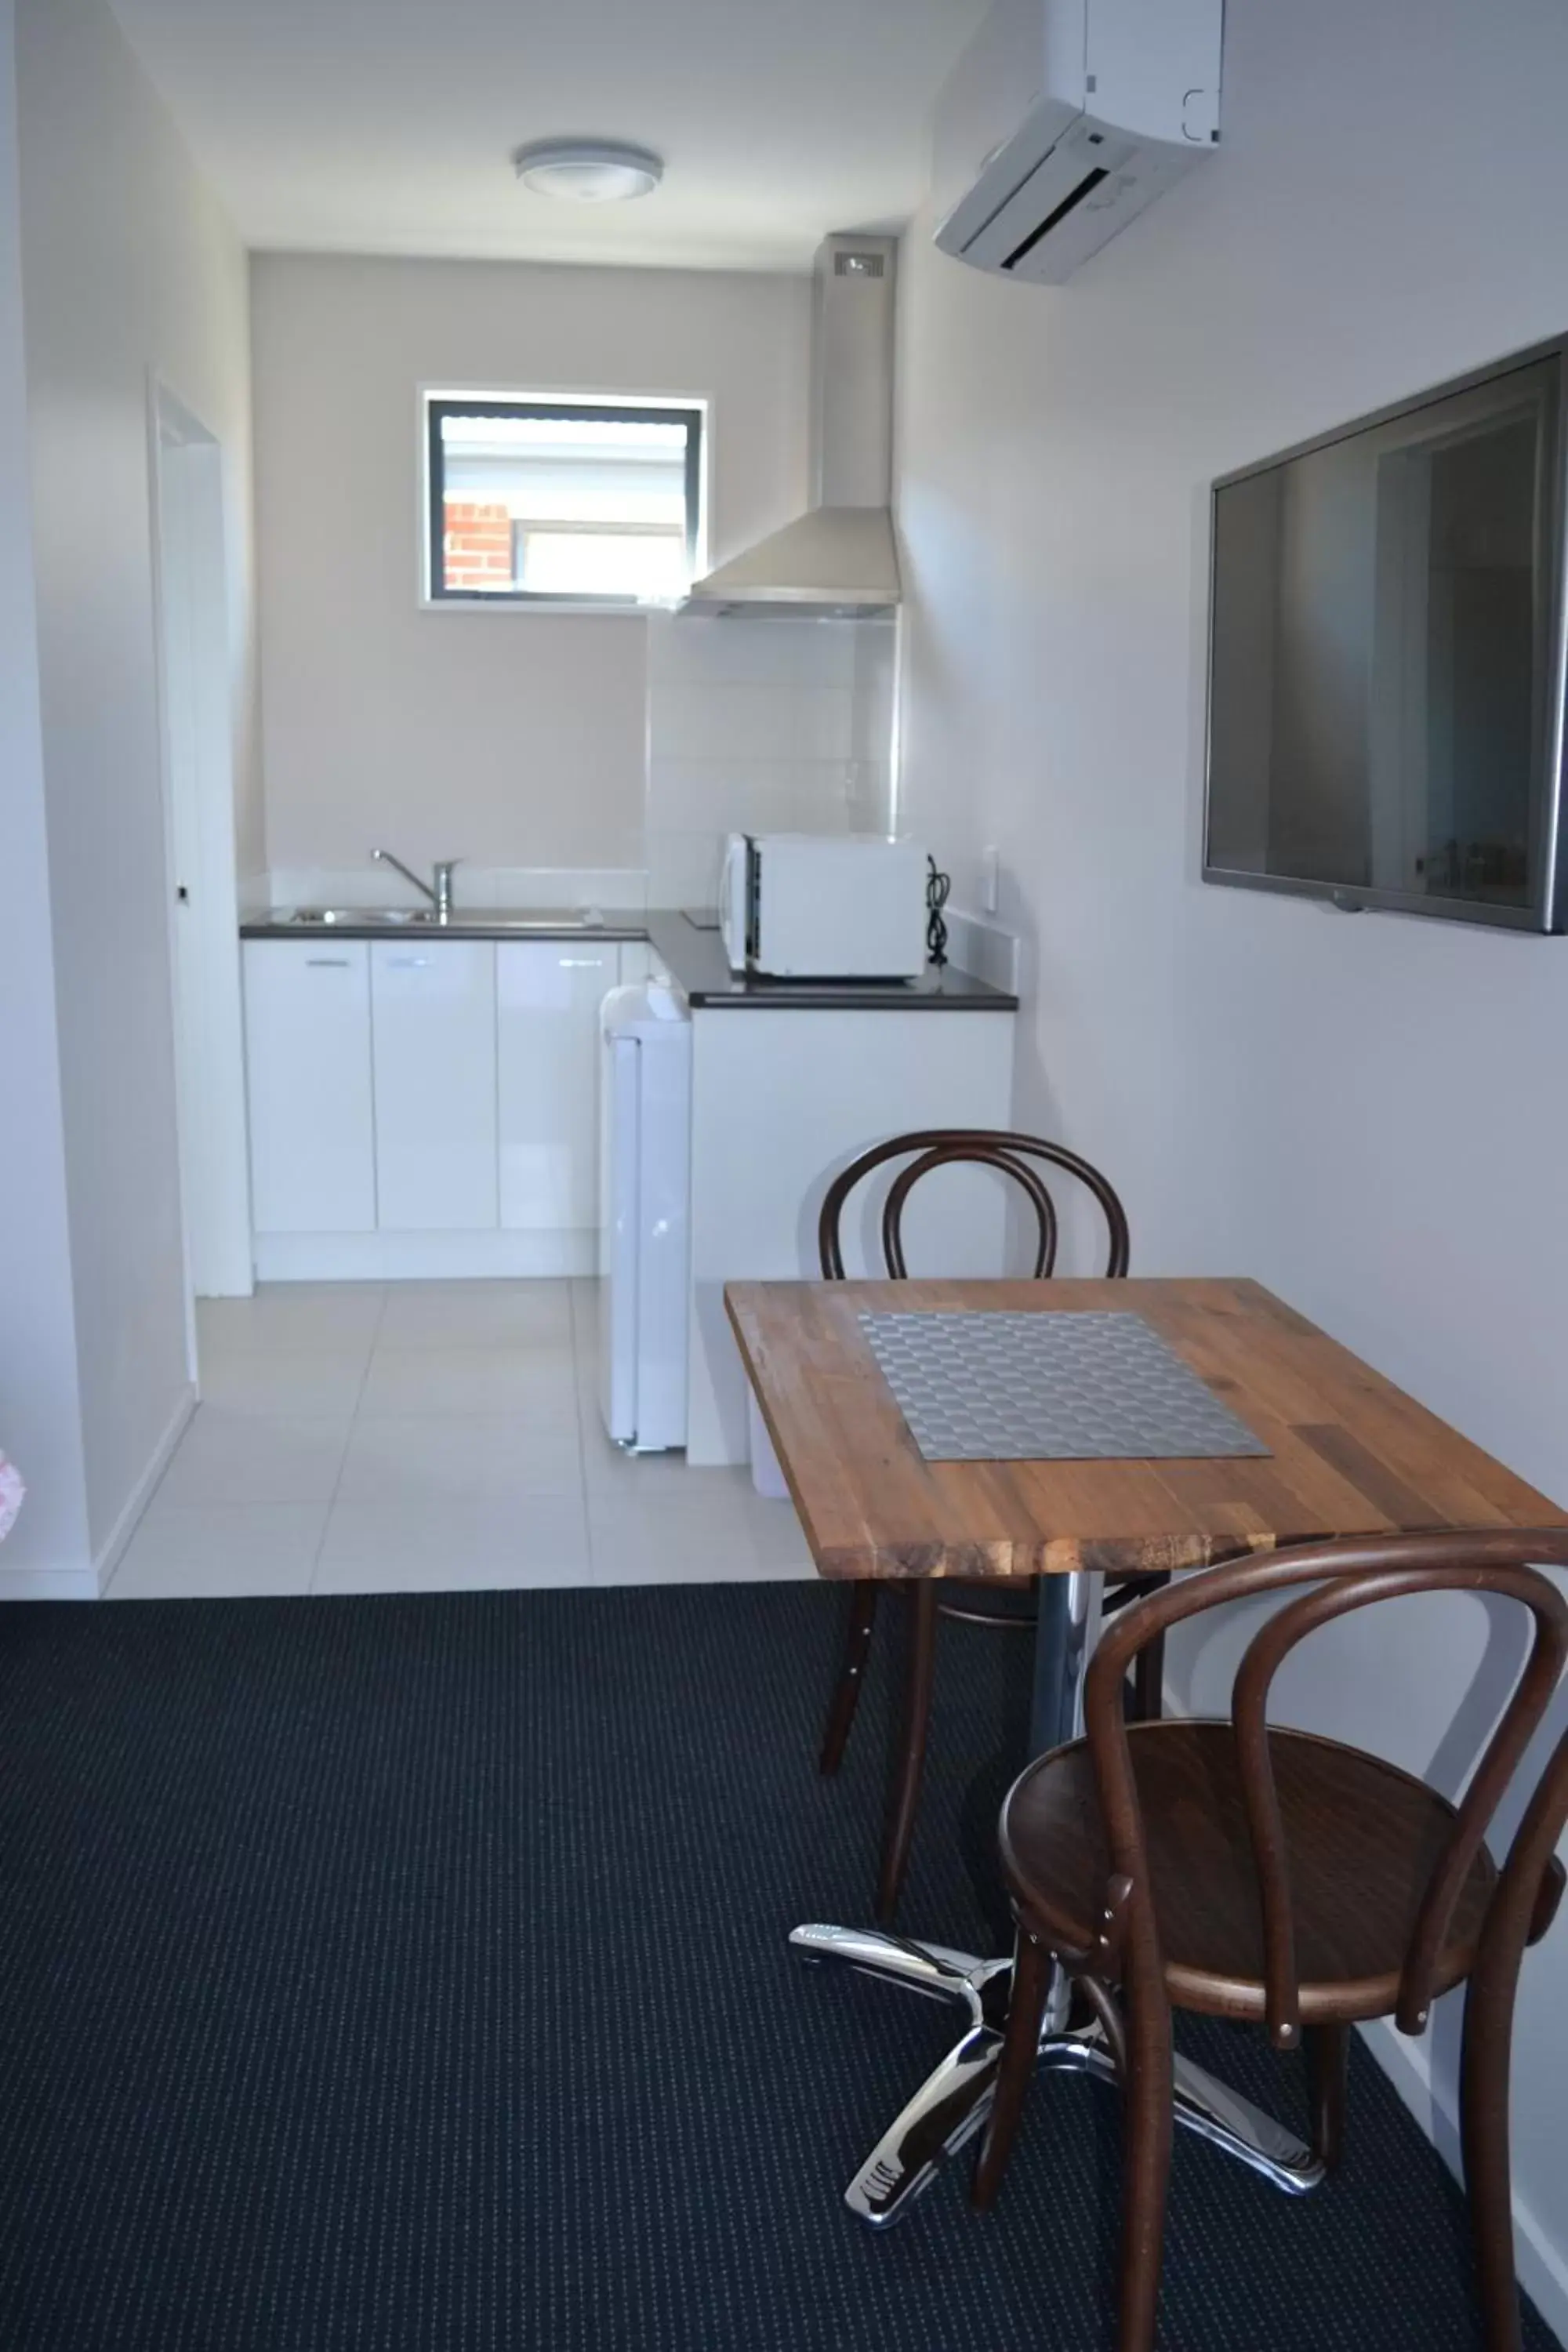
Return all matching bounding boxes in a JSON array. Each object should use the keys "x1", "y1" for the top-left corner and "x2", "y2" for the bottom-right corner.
[{"x1": 598, "y1": 980, "x2": 692, "y2": 1452}]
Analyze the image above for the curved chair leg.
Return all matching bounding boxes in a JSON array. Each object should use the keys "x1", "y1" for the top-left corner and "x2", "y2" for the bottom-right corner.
[
  {"x1": 874, "y1": 1581, "x2": 938, "y2": 1925},
  {"x1": 1119, "y1": 1958, "x2": 1174, "y2": 2352},
  {"x1": 1307, "y1": 2024, "x2": 1349, "y2": 2174},
  {"x1": 819, "y1": 1581, "x2": 879, "y2": 1775},
  {"x1": 971, "y1": 1929, "x2": 1053, "y2": 2210},
  {"x1": 1462, "y1": 1988, "x2": 1524, "y2": 2351},
  {"x1": 1462, "y1": 1921, "x2": 1532, "y2": 2350},
  {"x1": 1457, "y1": 1749, "x2": 1568, "y2": 2352}
]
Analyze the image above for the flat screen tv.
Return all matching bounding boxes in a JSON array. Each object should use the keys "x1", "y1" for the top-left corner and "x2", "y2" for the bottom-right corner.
[{"x1": 1204, "y1": 337, "x2": 1568, "y2": 931}]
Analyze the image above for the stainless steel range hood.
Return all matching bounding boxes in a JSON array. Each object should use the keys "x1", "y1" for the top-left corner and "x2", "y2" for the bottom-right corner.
[{"x1": 682, "y1": 234, "x2": 901, "y2": 619}]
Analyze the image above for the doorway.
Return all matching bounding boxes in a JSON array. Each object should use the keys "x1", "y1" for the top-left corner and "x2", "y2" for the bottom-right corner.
[{"x1": 150, "y1": 382, "x2": 253, "y2": 1367}]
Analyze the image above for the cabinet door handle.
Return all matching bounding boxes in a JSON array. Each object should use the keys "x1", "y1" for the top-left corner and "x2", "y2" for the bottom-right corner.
[
  {"x1": 307, "y1": 956, "x2": 351, "y2": 967},
  {"x1": 387, "y1": 956, "x2": 430, "y2": 968}
]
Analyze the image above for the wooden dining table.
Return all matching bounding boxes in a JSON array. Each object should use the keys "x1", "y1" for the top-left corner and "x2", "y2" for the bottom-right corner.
[{"x1": 724, "y1": 1274, "x2": 1568, "y2": 2229}]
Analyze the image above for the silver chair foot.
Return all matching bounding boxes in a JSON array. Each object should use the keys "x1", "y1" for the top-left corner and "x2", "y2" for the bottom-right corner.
[
  {"x1": 1034, "y1": 2019, "x2": 1324, "y2": 2194},
  {"x1": 788, "y1": 1922, "x2": 993, "y2": 2005},
  {"x1": 844, "y1": 2021, "x2": 1002, "y2": 2227},
  {"x1": 1171, "y1": 2049, "x2": 1324, "y2": 2193},
  {"x1": 792, "y1": 1926, "x2": 1324, "y2": 2227},
  {"x1": 790, "y1": 1922, "x2": 1014, "y2": 2224}
]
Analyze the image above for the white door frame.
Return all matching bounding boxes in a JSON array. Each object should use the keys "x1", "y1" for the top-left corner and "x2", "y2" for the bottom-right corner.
[{"x1": 147, "y1": 376, "x2": 254, "y2": 1345}]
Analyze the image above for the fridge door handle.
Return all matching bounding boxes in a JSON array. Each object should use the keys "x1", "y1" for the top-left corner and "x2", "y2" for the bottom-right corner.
[{"x1": 599, "y1": 1030, "x2": 642, "y2": 1446}]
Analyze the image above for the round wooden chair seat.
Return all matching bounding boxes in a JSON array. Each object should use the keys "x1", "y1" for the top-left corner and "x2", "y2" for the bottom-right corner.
[{"x1": 1000, "y1": 1720, "x2": 1497, "y2": 2024}]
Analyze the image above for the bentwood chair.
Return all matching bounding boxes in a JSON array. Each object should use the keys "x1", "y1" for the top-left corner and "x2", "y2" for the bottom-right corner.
[
  {"x1": 815, "y1": 1128, "x2": 1168, "y2": 1923},
  {"x1": 972, "y1": 1528, "x2": 1568, "y2": 2352}
]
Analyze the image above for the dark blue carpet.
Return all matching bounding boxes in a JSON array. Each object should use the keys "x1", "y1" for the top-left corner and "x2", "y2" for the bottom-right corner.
[{"x1": 0, "y1": 1581, "x2": 1555, "y2": 2351}]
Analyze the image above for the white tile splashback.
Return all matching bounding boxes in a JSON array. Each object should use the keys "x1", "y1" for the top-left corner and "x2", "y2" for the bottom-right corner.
[
  {"x1": 849, "y1": 624, "x2": 898, "y2": 765},
  {"x1": 644, "y1": 609, "x2": 898, "y2": 906},
  {"x1": 647, "y1": 758, "x2": 884, "y2": 835},
  {"x1": 652, "y1": 613, "x2": 865, "y2": 688},
  {"x1": 644, "y1": 831, "x2": 728, "y2": 909},
  {"x1": 942, "y1": 910, "x2": 1024, "y2": 996},
  {"x1": 264, "y1": 866, "x2": 650, "y2": 914},
  {"x1": 651, "y1": 681, "x2": 860, "y2": 766},
  {"x1": 262, "y1": 615, "x2": 898, "y2": 921}
]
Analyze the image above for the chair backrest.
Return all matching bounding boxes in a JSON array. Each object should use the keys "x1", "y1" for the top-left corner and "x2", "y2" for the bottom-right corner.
[
  {"x1": 818, "y1": 1128, "x2": 1131, "y2": 1283},
  {"x1": 1080, "y1": 1530, "x2": 1568, "y2": 2049}
]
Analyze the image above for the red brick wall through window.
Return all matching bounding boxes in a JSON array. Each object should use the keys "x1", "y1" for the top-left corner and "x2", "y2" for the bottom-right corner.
[{"x1": 442, "y1": 499, "x2": 512, "y2": 591}]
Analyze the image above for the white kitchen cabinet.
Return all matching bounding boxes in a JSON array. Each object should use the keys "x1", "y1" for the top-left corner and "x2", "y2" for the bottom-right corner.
[
  {"x1": 243, "y1": 940, "x2": 376, "y2": 1233},
  {"x1": 497, "y1": 938, "x2": 620, "y2": 1232},
  {"x1": 245, "y1": 931, "x2": 652, "y2": 1276},
  {"x1": 371, "y1": 940, "x2": 498, "y2": 1230}
]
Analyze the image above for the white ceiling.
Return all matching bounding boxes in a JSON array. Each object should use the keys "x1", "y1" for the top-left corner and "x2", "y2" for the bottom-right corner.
[{"x1": 106, "y1": 0, "x2": 986, "y2": 271}]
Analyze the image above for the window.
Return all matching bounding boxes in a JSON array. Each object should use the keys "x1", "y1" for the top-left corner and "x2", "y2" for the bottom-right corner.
[{"x1": 426, "y1": 396, "x2": 704, "y2": 605}]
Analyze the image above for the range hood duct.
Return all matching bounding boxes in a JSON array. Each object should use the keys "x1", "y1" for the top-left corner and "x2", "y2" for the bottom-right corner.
[{"x1": 681, "y1": 234, "x2": 900, "y2": 619}]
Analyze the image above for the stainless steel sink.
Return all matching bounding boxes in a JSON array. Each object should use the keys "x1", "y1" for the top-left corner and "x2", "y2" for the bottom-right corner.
[
  {"x1": 288, "y1": 907, "x2": 437, "y2": 927},
  {"x1": 280, "y1": 907, "x2": 613, "y2": 933},
  {"x1": 481, "y1": 916, "x2": 608, "y2": 932}
]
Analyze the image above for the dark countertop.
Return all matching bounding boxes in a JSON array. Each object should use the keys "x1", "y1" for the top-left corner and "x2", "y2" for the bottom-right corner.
[
  {"x1": 643, "y1": 913, "x2": 1017, "y2": 1011},
  {"x1": 240, "y1": 907, "x2": 649, "y2": 943},
  {"x1": 239, "y1": 907, "x2": 1018, "y2": 1013}
]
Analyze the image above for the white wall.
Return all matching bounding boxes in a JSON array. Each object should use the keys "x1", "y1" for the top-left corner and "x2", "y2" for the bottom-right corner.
[
  {"x1": 0, "y1": 0, "x2": 93, "y2": 1595},
  {"x1": 16, "y1": 0, "x2": 258, "y2": 1563},
  {"x1": 251, "y1": 254, "x2": 811, "y2": 877},
  {"x1": 895, "y1": 0, "x2": 1568, "y2": 2324}
]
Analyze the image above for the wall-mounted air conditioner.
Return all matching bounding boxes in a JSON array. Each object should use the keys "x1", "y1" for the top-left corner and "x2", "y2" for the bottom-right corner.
[{"x1": 933, "y1": 0, "x2": 1223, "y2": 286}]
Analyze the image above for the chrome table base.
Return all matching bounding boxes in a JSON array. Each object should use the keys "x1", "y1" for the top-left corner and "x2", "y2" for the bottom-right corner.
[
  {"x1": 791, "y1": 1922, "x2": 1325, "y2": 2228},
  {"x1": 793, "y1": 1568, "x2": 1321, "y2": 2227}
]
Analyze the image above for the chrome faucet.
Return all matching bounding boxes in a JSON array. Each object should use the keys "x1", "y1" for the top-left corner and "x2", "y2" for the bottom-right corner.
[{"x1": 372, "y1": 848, "x2": 459, "y2": 921}]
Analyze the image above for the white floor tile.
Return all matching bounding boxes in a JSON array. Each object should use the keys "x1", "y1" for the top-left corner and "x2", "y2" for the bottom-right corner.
[
  {"x1": 198, "y1": 1350, "x2": 370, "y2": 1418},
  {"x1": 310, "y1": 1558, "x2": 590, "y2": 1596},
  {"x1": 590, "y1": 1530, "x2": 764, "y2": 1585},
  {"x1": 359, "y1": 1348, "x2": 582, "y2": 1421},
  {"x1": 588, "y1": 1474, "x2": 757, "y2": 1585},
  {"x1": 590, "y1": 1551, "x2": 746, "y2": 1588},
  {"x1": 606, "y1": 1459, "x2": 755, "y2": 1509},
  {"x1": 154, "y1": 1407, "x2": 354, "y2": 1507},
  {"x1": 376, "y1": 1279, "x2": 573, "y2": 1352},
  {"x1": 197, "y1": 1283, "x2": 385, "y2": 1357},
  {"x1": 574, "y1": 1355, "x2": 604, "y2": 1433},
  {"x1": 313, "y1": 1494, "x2": 590, "y2": 1595},
  {"x1": 570, "y1": 1282, "x2": 603, "y2": 1364},
  {"x1": 742, "y1": 1491, "x2": 817, "y2": 1577},
  {"x1": 108, "y1": 1504, "x2": 326, "y2": 1599},
  {"x1": 118, "y1": 1274, "x2": 819, "y2": 1602},
  {"x1": 569, "y1": 1277, "x2": 604, "y2": 1341},
  {"x1": 336, "y1": 1413, "x2": 584, "y2": 1504},
  {"x1": 579, "y1": 1425, "x2": 713, "y2": 1495},
  {"x1": 586, "y1": 1454, "x2": 819, "y2": 1585}
]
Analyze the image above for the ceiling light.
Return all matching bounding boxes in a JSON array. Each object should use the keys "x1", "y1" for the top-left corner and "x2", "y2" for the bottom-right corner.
[{"x1": 512, "y1": 140, "x2": 663, "y2": 204}]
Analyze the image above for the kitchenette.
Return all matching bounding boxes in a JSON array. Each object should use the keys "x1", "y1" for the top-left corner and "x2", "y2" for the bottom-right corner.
[
  {"x1": 230, "y1": 227, "x2": 1021, "y2": 1477},
  {"x1": 239, "y1": 862, "x2": 1018, "y2": 1469}
]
